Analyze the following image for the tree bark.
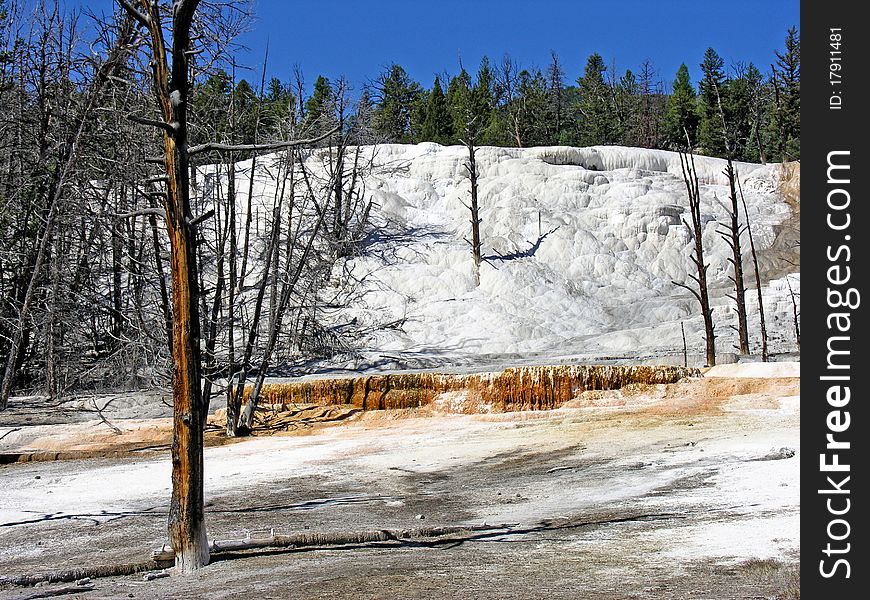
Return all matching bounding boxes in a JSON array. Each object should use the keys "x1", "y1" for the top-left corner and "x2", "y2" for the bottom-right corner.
[
  {"x1": 723, "y1": 160, "x2": 749, "y2": 355},
  {"x1": 464, "y1": 138, "x2": 482, "y2": 286},
  {"x1": 120, "y1": 0, "x2": 209, "y2": 572},
  {"x1": 737, "y1": 174, "x2": 768, "y2": 361},
  {"x1": 678, "y1": 151, "x2": 716, "y2": 366}
]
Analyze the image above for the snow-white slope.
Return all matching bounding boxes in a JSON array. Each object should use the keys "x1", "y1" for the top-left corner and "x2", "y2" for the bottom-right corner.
[{"x1": 229, "y1": 144, "x2": 799, "y2": 371}]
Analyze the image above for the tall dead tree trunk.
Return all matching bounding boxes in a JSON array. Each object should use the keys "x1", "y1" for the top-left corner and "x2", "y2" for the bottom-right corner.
[
  {"x1": 119, "y1": 0, "x2": 209, "y2": 572},
  {"x1": 786, "y1": 275, "x2": 800, "y2": 351},
  {"x1": 713, "y1": 84, "x2": 749, "y2": 355},
  {"x1": 675, "y1": 150, "x2": 716, "y2": 366},
  {"x1": 737, "y1": 173, "x2": 768, "y2": 361},
  {"x1": 721, "y1": 160, "x2": 749, "y2": 355},
  {"x1": 464, "y1": 137, "x2": 482, "y2": 287}
]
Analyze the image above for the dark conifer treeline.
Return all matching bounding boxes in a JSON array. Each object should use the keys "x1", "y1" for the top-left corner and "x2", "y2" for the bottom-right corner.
[{"x1": 205, "y1": 27, "x2": 799, "y2": 163}]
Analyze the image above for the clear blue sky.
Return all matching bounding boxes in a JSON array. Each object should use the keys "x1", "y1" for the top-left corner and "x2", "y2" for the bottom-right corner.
[{"x1": 83, "y1": 0, "x2": 799, "y2": 93}]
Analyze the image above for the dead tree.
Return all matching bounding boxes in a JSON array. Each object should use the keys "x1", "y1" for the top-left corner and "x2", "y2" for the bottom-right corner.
[
  {"x1": 462, "y1": 132, "x2": 483, "y2": 287},
  {"x1": 118, "y1": 0, "x2": 212, "y2": 572},
  {"x1": 225, "y1": 154, "x2": 295, "y2": 437},
  {"x1": 713, "y1": 84, "x2": 749, "y2": 355},
  {"x1": 786, "y1": 275, "x2": 800, "y2": 351},
  {"x1": 681, "y1": 321, "x2": 688, "y2": 368},
  {"x1": 121, "y1": 0, "x2": 338, "y2": 570},
  {"x1": 674, "y1": 148, "x2": 716, "y2": 367},
  {"x1": 737, "y1": 173, "x2": 768, "y2": 361},
  {"x1": 719, "y1": 160, "x2": 750, "y2": 355}
]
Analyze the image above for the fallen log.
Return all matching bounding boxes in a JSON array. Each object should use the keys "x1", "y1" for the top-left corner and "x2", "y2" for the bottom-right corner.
[
  {"x1": 151, "y1": 524, "x2": 514, "y2": 562},
  {"x1": 0, "y1": 562, "x2": 158, "y2": 588},
  {"x1": 17, "y1": 584, "x2": 95, "y2": 600}
]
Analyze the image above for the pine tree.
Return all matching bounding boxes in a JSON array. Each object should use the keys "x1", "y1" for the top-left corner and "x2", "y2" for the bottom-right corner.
[
  {"x1": 447, "y1": 68, "x2": 473, "y2": 143},
  {"x1": 546, "y1": 52, "x2": 566, "y2": 144},
  {"x1": 720, "y1": 65, "x2": 754, "y2": 160},
  {"x1": 190, "y1": 70, "x2": 231, "y2": 146},
  {"x1": 262, "y1": 77, "x2": 296, "y2": 134},
  {"x1": 472, "y1": 57, "x2": 497, "y2": 143},
  {"x1": 742, "y1": 63, "x2": 770, "y2": 163},
  {"x1": 372, "y1": 64, "x2": 422, "y2": 142},
  {"x1": 421, "y1": 76, "x2": 453, "y2": 144},
  {"x1": 664, "y1": 64, "x2": 699, "y2": 149},
  {"x1": 697, "y1": 47, "x2": 727, "y2": 155},
  {"x1": 304, "y1": 75, "x2": 334, "y2": 133},
  {"x1": 232, "y1": 79, "x2": 260, "y2": 144},
  {"x1": 770, "y1": 26, "x2": 800, "y2": 161},
  {"x1": 576, "y1": 53, "x2": 615, "y2": 146},
  {"x1": 614, "y1": 69, "x2": 640, "y2": 146},
  {"x1": 516, "y1": 68, "x2": 550, "y2": 146}
]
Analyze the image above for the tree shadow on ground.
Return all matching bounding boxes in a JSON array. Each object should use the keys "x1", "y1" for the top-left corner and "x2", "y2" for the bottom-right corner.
[{"x1": 483, "y1": 226, "x2": 559, "y2": 263}]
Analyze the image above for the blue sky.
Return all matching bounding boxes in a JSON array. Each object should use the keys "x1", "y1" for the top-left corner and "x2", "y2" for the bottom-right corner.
[{"x1": 82, "y1": 0, "x2": 799, "y2": 93}]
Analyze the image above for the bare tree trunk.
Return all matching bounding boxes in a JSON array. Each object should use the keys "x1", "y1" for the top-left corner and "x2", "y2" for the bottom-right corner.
[
  {"x1": 786, "y1": 275, "x2": 800, "y2": 351},
  {"x1": 675, "y1": 150, "x2": 715, "y2": 366},
  {"x1": 111, "y1": 187, "x2": 125, "y2": 345},
  {"x1": 228, "y1": 155, "x2": 291, "y2": 435},
  {"x1": 681, "y1": 321, "x2": 688, "y2": 368},
  {"x1": 755, "y1": 126, "x2": 767, "y2": 165},
  {"x1": 737, "y1": 174, "x2": 768, "y2": 361},
  {"x1": 45, "y1": 231, "x2": 62, "y2": 399},
  {"x1": 147, "y1": 202, "x2": 173, "y2": 354},
  {"x1": 721, "y1": 160, "x2": 749, "y2": 355},
  {"x1": 225, "y1": 159, "x2": 240, "y2": 436},
  {"x1": 119, "y1": 0, "x2": 209, "y2": 572},
  {"x1": 463, "y1": 137, "x2": 482, "y2": 286},
  {"x1": 201, "y1": 182, "x2": 229, "y2": 414}
]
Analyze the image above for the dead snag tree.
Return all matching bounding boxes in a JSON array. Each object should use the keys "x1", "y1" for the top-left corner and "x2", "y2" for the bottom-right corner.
[
  {"x1": 713, "y1": 83, "x2": 749, "y2": 355},
  {"x1": 786, "y1": 275, "x2": 800, "y2": 351},
  {"x1": 456, "y1": 78, "x2": 483, "y2": 287},
  {"x1": 118, "y1": 0, "x2": 210, "y2": 572},
  {"x1": 675, "y1": 149, "x2": 716, "y2": 366},
  {"x1": 463, "y1": 133, "x2": 483, "y2": 287},
  {"x1": 120, "y1": 0, "x2": 338, "y2": 570},
  {"x1": 737, "y1": 173, "x2": 769, "y2": 361},
  {"x1": 720, "y1": 159, "x2": 750, "y2": 355},
  {"x1": 235, "y1": 155, "x2": 334, "y2": 432}
]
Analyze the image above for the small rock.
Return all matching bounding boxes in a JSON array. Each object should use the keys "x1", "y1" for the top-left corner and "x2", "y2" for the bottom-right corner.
[
  {"x1": 754, "y1": 447, "x2": 796, "y2": 461},
  {"x1": 34, "y1": 475, "x2": 40, "y2": 479},
  {"x1": 415, "y1": 514, "x2": 425, "y2": 520},
  {"x1": 76, "y1": 577, "x2": 91, "y2": 586}
]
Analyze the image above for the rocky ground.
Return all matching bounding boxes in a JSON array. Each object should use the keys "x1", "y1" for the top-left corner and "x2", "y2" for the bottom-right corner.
[{"x1": 0, "y1": 364, "x2": 800, "y2": 599}]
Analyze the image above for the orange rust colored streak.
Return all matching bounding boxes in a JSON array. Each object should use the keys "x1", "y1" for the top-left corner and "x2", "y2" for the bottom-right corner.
[{"x1": 235, "y1": 366, "x2": 699, "y2": 414}]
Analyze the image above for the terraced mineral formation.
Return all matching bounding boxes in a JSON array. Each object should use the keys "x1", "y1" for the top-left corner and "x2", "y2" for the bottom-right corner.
[{"x1": 241, "y1": 364, "x2": 699, "y2": 414}]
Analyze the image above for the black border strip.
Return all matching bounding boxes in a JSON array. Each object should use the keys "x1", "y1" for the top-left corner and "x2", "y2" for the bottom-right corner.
[{"x1": 802, "y1": 1, "x2": 868, "y2": 595}]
